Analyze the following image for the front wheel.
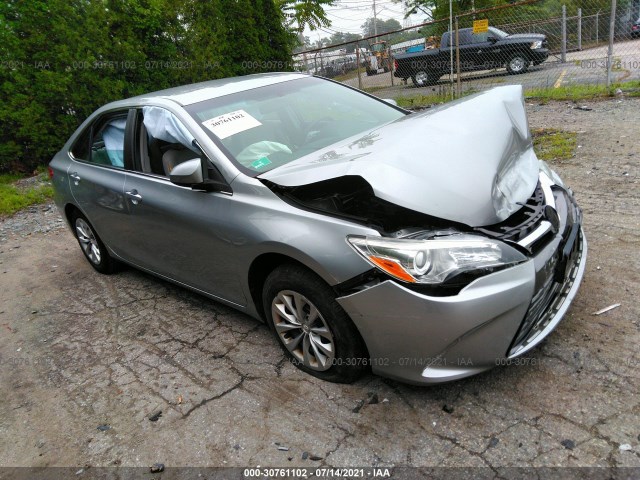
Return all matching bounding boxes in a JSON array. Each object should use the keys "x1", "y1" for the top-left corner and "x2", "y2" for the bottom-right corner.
[
  {"x1": 263, "y1": 264, "x2": 368, "y2": 383},
  {"x1": 506, "y1": 54, "x2": 529, "y2": 74},
  {"x1": 71, "y1": 211, "x2": 118, "y2": 274}
]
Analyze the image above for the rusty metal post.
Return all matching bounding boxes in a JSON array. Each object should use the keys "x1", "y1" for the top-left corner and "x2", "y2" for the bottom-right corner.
[
  {"x1": 303, "y1": 52, "x2": 309, "y2": 73},
  {"x1": 561, "y1": 5, "x2": 567, "y2": 63},
  {"x1": 577, "y1": 8, "x2": 582, "y2": 50},
  {"x1": 455, "y1": 16, "x2": 461, "y2": 97},
  {"x1": 388, "y1": 46, "x2": 394, "y2": 87},
  {"x1": 356, "y1": 48, "x2": 362, "y2": 90},
  {"x1": 606, "y1": 0, "x2": 617, "y2": 87},
  {"x1": 449, "y1": 0, "x2": 454, "y2": 99}
]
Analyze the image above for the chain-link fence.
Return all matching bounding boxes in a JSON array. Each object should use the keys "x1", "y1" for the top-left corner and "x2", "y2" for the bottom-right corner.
[{"x1": 294, "y1": 0, "x2": 640, "y2": 99}]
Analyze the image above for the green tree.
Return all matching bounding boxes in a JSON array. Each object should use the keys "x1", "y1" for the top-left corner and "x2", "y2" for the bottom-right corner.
[
  {"x1": 327, "y1": 32, "x2": 362, "y2": 52},
  {"x1": 361, "y1": 18, "x2": 403, "y2": 37},
  {"x1": 0, "y1": 0, "x2": 294, "y2": 173},
  {"x1": 277, "y1": 0, "x2": 336, "y2": 32}
]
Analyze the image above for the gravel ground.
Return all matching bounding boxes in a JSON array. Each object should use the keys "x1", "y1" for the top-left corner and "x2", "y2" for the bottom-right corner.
[
  {"x1": 0, "y1": 203, "x2": 64, "y2": 241},
  {"x1": 0, "y1": 97, "x2": 638, "y2": 475}
]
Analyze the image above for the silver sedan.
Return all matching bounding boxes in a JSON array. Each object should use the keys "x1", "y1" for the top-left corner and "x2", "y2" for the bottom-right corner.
[{"x1": 50, "y1": 73, "x2": 586, "y2": 384}]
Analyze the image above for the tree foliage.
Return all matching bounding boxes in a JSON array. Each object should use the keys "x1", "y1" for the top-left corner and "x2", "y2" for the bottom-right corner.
[
  {"x1": 395, "y1": 0, "x2": 621, "y2": 24},
  {"x1": 0, "y1": 0, "x2": 294, "y2": 172},
  {"x1": 277, "y1": 0, "x2": 336, "y2": 32},
  {"x1": 361, "y1": 18, "x2": 403, "y2": 37}
]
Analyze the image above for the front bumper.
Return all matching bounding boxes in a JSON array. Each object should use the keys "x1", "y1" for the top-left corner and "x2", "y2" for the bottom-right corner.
[
  {"x1": 337, "y1": 185, "x2": 586, "y2": 385},
  {"x1": 530, "y1": 48, "x2": 550, "y2": 65}
]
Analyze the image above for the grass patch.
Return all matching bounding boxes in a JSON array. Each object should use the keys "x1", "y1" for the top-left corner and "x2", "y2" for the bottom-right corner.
[
  {"x1": 333, "y1": 69, "x2": 361, "y2": 82},
  {"x1": 394, "y1": 89, "x2": 477, "y2": 109},
  {"x1": 531, "y1": 128, "x2": 577, "y2": 163},
  {"x1": 363, "y1": 85, "x2": 391, "y2": 94},
  {"x1": 0, "y1": 170, "x2": 54, "y2": 216},
  {"x1": 394, "y1": 80, "x2": 640, "y2": 109},
  {"x1": 525, "y1": 79, "x2": 640, "y2": 102}
]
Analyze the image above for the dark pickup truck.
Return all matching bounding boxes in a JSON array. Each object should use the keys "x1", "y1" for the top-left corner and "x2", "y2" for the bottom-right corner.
[{"x1": 394, "y1": 27, "x2": 549, "y2": 87}]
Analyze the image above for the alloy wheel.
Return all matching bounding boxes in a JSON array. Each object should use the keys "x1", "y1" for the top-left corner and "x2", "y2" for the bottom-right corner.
[
  {"x1": 509, "y1": 56, "x2": 526, "y2": 73},
  {"x1": 75, "y1": 218, "x2": 101, "y2": 265},
  {"x1": 271, "y1": 290, "x2": 335, "y2": 371},
  {"x1": 414, "y1": 71, "x2": 429, "y2": 86}
]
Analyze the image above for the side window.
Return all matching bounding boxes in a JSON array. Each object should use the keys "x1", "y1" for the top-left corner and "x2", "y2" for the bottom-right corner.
[
  {"x1": 442, "y1": 32, "x2": 450, "y2": 48},
  {"x1": 138, "y1": 107, "x2": 197, "y2": 176},
  {"x1": 472, "y1": 32, "x2": 489, "y2": 44},
  {"x1": 458, "y1": 30, "x2": 473, "y2": 46},
  {"x1": 90, "y1": 117, "x2": 127, "y2": 168},
  {"x1": 70, "y1": 126, "x2": 92, "y2": 161}
]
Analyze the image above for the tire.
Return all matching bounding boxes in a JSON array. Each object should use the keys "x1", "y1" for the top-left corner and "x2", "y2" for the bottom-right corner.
[
  {"x1": 262, "y1": 264, "x2": 369, "y2": 383},
  {"x1": 71, "y1": 211, "x2": 118, "y2": 274},
  {"x1": 506, "y1": 54, "x2": 529, "y2": 74},
  {"x1": 366, "y1": 68, "x2": 374, "y2": 76},
  {"x1": 411, "y1": 70, "x2": 439, "y2": 87}
]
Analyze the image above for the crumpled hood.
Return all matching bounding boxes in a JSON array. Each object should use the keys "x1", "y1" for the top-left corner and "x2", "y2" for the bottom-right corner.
[{"x1": 261, "y1": 85, "x2": 539, "y2": 227}]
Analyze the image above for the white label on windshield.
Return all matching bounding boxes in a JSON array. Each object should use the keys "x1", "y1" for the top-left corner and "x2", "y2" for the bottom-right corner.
[{"x1": 201, "y1": 110, "x2": 261, "y2": 139}]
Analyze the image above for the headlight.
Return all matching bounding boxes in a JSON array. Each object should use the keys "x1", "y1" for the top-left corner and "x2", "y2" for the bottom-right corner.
[
  {"x1": 347, "y1": 234, "x2": 527, "y2": 285},
  {"x1": 531, "y1": 40, "x2": 543, "y2": 49},
  {"x1": 539, "y1": 160, "x2": 565, "y2": 187}
]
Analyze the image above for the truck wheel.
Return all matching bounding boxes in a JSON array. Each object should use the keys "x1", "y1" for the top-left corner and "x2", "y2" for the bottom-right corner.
[
  {"x1": 366, "y1": 69, "x2": 374, "y2": 76},
  {"x1": 412, "y1": 70, "x2": 436, "y2": 87},
  {"x1": 507, "y1": 55, "x2": 529, "y2": 74}
]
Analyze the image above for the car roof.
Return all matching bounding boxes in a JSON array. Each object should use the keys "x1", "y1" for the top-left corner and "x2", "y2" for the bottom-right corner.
[{"x1": 114, "y1": 72, "x2": 309, "y2": 108}]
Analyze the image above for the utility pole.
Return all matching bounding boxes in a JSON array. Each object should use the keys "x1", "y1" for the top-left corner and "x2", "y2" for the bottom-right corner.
[{"x1": 373, "y1": 0, "x2": 378, "y2": 36}]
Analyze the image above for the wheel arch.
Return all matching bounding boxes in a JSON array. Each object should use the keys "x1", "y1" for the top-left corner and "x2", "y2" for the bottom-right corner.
[
  {"x1": 248, "y1": 252, "x2": 331, "y2": 322},
  {"x1": 64, "y1": 203, "x2": 81, "y2": 228},
  {"x1": 63, "y1": 203, "x2": 110, "y2": 250}
]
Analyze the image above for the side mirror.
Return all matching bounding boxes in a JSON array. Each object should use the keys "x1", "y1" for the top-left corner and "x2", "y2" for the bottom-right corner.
[
  {"x1": 487, "y1": 36, "x2": 497, "y2": 43},
  {"x1": 170, "y1": 157, "x2": 231, "y2": 193},
  {"x1": 170, "y1": 158, "x2": 204, "y2": 187}
]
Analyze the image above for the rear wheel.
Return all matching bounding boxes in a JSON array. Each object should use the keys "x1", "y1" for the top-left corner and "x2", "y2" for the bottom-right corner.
[
  {"x1": 263, "y1": 264, "x2": 368, "y2": 383},
  {"x1": 411, "y1": 70, "x2": 439, "y2": 87},
  {"x1": 71, "y1": 211, "x2": 117, "y2": 274},
  {"x1": 506, "y1": 54, "x2": 529, "y2": 74}
]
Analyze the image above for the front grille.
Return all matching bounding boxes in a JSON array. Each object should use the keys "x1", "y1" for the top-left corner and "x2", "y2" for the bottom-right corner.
[
  {"x1": 508, "y1": 189, "x2": 583, "y2": 357},
  {"x1": 474, "y1": 181, "x2": 549, "y2": 249}
]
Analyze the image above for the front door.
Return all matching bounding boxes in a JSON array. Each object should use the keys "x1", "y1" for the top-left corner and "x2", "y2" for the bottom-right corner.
[{"x1": 118, "y1": 107, "x2": 247, "y2": 306}]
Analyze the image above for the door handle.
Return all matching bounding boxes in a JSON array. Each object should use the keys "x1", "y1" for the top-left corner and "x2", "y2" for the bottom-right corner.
[
  {"x1": 125, "y1": 189, "x2": 142, "y2": 205},
  {"x1": 70, "y1": 172, "x2": 81, "y2": 184}
]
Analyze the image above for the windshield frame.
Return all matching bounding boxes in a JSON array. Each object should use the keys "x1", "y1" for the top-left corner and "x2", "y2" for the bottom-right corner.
[
  {"x1": 489, "y1": 27, "x2": 509, "y2": 39},
  {"x1": 184, "y1": 76, "x2": 408, "y2": 178}
]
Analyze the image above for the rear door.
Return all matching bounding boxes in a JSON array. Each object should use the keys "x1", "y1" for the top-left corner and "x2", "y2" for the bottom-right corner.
[{"x1": 68, "y1": 109, "x2": 133, "y2": 257}]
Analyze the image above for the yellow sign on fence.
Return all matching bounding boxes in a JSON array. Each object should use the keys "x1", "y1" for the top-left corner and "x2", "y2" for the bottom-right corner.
[{"x1": 473, "y1": 19, "x2": 489, "y2": 33}]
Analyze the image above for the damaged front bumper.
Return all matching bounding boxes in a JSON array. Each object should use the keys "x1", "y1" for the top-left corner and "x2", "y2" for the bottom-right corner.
[{"x1": 336, "y1": 179, "x2": 587, "y2": 385}]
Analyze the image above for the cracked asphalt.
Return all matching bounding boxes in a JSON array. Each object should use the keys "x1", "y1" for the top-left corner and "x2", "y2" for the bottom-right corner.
[{"x1": 0, "y1": 97, "x2": 638, "y2": 472}]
